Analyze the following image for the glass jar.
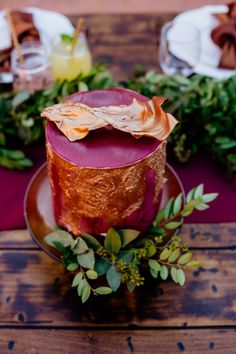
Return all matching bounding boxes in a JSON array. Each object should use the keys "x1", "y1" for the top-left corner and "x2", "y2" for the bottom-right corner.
[
  {"x1": 50, "y1": 33, "x2": 92, "y2": 81},
  {"x1": 11, "y1": 41, "x2": 54, "y2": 93}
]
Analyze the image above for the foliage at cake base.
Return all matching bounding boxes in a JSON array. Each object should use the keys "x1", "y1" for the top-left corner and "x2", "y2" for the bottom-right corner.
[{"x1": 45, "y1": 184, "x2": 217, "y2": 303}]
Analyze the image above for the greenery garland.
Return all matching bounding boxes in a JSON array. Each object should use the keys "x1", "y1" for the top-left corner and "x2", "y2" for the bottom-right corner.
[
  {"x1": 45, "y1": 184, "x2": 217, "y2": 303},
  {"x1": 0, "y1": 65, "x2": 115, "y2": 169},
  {"x1": 1, "y1": 64, "x2": 236, "y2": 174},
  {"x1": 124, "y1": 68, "x2": 236, "y2": 174}
]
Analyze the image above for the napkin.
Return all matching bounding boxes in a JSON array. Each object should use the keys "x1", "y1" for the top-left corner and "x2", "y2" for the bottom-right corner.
[
  {"x1": 0, "y1": 11, "x2": 40, "y2": 72},
  {"x1": 211, "y1": 2, "x2": 236, "y2": 69}
]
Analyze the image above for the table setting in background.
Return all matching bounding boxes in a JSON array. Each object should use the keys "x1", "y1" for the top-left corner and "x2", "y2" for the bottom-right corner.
[{"x1": 0, "y1": 2, "x2": 235, "y2": 354}]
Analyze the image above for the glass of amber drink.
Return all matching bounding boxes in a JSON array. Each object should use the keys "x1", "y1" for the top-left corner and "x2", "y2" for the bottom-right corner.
[{"x1": 50, "y1": 33, "x2": 92, "y2": 81}]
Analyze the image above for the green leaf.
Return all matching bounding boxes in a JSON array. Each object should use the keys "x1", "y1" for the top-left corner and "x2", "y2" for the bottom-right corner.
[
  {"x1": 94, "y1": 258, "x2": 111, "y2": 276},
  {"x1": 170, "y1": 267, "x2": 178, "y2": 283},
  {"x1": 160, "y1": 248, "x2": 171, "y2": 261},
  {"x1": 227, "y1": 154, "x2": 236, "y2": 164},
  {"x1": 149, "y1": 259, "x2": 161, "y2": 272},
  {"x1": 177, "y1": 269, "x2": 186, "y2": 286},
  {"x1": 168, "y1": 248, "x2": 181, "y2": 263},
  {"x1": 44, "y1": 230, "x2": 74, "y2": 248},
  {"x1": 72, "y1": 238, "x2": 89, "y2": 254},
  {"x1": 178, "y1": 252, "x2": 192, "y2": 265},
  {"x1": 186, "y1": 260, "x2": 201, "y2": 269},
  {"x1": 193, "y1": 184, "x2": 204, "y2": 198},
  {"x1": 117, "y1": 251, "x2": 133, "y2": 263},
  {"x1": 164, "y1": 197, "x2": 174, "y2": 219},
  {"x1": 77, "y1": 249, "x2": 95, "y2": 269},
  {"x1": 164, "y1": 221, "x2": 182, "y2": 230},
  {"x1": 78, "y1": 81, "x2": 89, "y2": 92},
  {"x1": 81, "y1": 284, "x2": 91, "y2": 303},
  {"x1": 173, "y1": 193, "x2": 183, "y2": 215},
  {"x1": 118, "y1": 229, "x2": 140, "y2": 246},
  {"x1": 106, "y1": 265, "x2": 121, "y2": 292},
  {"x1": 147, "y1": 244, "x2": 156, "y2": 257},
  {"x1": 51, "y1": 241, "x2": 66, "y2": 253},
  {"x1": 150, "y1": 267, "x2": 158, "y2": 278},
  {"x1": 86, "y1": 270, "x2": 98, "y2": 280},
  {"x1": 12, "y1": 91, "x2": 30, "y2": 109},
  {"x1": 72, "y1": 272, "x2": 83, "y2": 287},
  {"x1": 67, "y1": 263, "x2": 79, "y2": 271},
  {"x1": 155, "y1": 209, "x2": 164, "y2": 225},
  {"x1": 160, "y1": 265, "x2": 168, "y2": 280},
  {"x1": 95, "y1": 286, "x2": 113, "y2": 295},
  {"x1": 81, "y1": 233, "x2": 102, "y2": 251},
  {"x1": 6, "y1": 150, "x2": 25, "y2": 160},
  {"x1": 77, "y1": 278, "x2": 87, "y2": 296},
  {"x1": 195, "y1": 203, "x2": 209, "y2": 211},
  {"x1": 104, "y1": 228, "x2": 121, "y2": 254},
  {"x1": 202, "y1": 193, "x2": 218, "y2": 203},
  {"x1": 60, "y1": 33, "x2": 73, "y2": 43},
  {"x1": 148, "y1": 226, "x2": 166, "y2": 236},
  {"x1": 215, "y1": 136, "x2": 231, "y2": 144},
  {"x1": 220, "y1": 141, "x2": 236, "y2": 149},
  {"x1": 186, "y1": 188, "x2": 195, "y2": 203},
  {"x1": 181, "y1": 206, "x2": 194, "y2": 217}
]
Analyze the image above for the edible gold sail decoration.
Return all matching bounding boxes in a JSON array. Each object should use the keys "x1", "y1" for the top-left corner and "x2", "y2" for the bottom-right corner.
[{"x1": 41, "y1": 96, "x2": 178, "y2": 141}]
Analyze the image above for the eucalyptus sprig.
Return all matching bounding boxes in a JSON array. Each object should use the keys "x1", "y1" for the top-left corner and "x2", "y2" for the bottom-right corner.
[
  {"x1": 44, "y1": 184, "x2": 218, "y2": 303},
  {"x1": 150, "y1": 183, "x2": 218, "y2": 237}
]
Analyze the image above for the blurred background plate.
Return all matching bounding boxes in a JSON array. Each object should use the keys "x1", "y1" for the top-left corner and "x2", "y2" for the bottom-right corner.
[
  {"x1": 0, "y1": 6, "x2": 74, "y2": 49},
  {"x1": 172, "y1": 5, "x2": 235, "y2": 79}
]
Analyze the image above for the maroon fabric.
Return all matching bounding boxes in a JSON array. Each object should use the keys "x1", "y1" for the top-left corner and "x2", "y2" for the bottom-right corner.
[{"x1": 0, "y1": 144, "x2": 235, "y2": 231}]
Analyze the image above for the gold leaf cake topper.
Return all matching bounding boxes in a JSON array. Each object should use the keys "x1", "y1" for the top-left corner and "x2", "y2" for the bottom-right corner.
[{"x1": 41, "y1": 96, "x2": 178, "y2": 141}]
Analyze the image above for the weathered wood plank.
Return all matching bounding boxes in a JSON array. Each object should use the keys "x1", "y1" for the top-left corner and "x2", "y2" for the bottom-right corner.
[
  {"x1": 0, "y1": 249, "x2": 235, "y2": 327},
  {"x1": 91, "y1": 43, "x2": 158, "y2": 79},
  {"x1": 0, "y1": 230, "x2": 34, "y2": 249},
  {"x1": 0, "y1": 223, "x2": 235, "y2": 249},
  {"x1": 69, "y1": 14, "x2": 174, "y2": 79},
  {"x1": 0, "y1": 328, "x2": 235, "y2": 354},
  {"x1": 82, "y1": 14, "x2": 172, "y2": 43}
]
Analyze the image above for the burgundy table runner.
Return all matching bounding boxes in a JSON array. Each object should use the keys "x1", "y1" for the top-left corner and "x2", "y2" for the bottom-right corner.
[{"x1": 0, "y1": 144, "x2": 235, "y2": 231}]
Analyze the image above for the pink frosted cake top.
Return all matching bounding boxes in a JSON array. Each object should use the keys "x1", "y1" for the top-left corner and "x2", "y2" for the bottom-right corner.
[{"x1": 45, "y1": 88, "x2": 161, "y2": 168}]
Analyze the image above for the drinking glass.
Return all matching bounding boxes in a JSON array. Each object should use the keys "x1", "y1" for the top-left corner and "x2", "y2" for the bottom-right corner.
[
  {"x1": 11, "y1": 41, "x2": 54, "y2": 93},
  {"x1": 159, "y1": 21, "x2": 201, "y2": 76},
  {"x1": 50, "y1": 33, "x2": 92, "y2": 81}
]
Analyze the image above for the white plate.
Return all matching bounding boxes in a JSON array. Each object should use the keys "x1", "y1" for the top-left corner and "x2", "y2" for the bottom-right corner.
[
  {"x1": 172, "y1": 5, "x2": 235, "y2": 79},
  {"x1": 0, "y1": 7, "x2": 74, "y2": 51}
]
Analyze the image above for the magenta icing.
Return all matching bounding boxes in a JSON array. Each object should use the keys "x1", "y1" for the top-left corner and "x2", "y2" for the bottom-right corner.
[
  {"x1": 46, "y1": 88, "x2": 161, "y2": 168},
  {"x1": 125, "y1": 170, "x2": 158, "y2": 232}
]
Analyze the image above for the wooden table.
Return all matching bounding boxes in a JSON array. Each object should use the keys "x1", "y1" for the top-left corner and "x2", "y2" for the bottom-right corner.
[{"x1": 0, "y1": 14, "x2": 236, "y2": 353}]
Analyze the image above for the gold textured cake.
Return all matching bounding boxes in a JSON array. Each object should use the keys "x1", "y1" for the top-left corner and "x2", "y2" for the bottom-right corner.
[{"x1": 42, "y1": 88, "x2": 177, "y2": 235}]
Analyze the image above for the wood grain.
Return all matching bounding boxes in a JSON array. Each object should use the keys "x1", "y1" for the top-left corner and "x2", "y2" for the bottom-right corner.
[
  {"x1": 1, "y1": 223, "x2": 235, "y2": 249},
  {"x1": 0, "y1": 249, "x2": 235, "y2": 327},
  {"x1": 0, "y1": 328, "x2": 235, "y2": 354},
  {"x1": 69, "y1": 14, "x2": 174, "y2": 79}
]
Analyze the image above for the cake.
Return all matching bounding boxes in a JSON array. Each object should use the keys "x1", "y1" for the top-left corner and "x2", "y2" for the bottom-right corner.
[{"x1": 42, "y1": 88, "x2": 177, "y2": 235}]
